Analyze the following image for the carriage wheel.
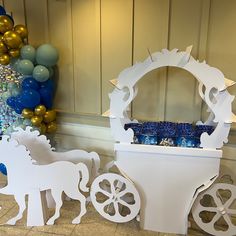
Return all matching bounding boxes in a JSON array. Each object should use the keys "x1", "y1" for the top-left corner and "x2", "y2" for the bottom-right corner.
[
  {"x1": 90, "y1": 173, "x2": 141, "y2": 223},
  {"x1": 192, "y1": 183, "x2": 236, "y2": 236}
]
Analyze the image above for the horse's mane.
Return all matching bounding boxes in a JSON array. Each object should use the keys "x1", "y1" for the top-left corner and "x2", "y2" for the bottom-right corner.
[
  {"x1": 11, "y1": 126, "x2": 53, "y2": 151},
  {"x1": 0, "y1": 135, "x2": 34, "y2": 165}
]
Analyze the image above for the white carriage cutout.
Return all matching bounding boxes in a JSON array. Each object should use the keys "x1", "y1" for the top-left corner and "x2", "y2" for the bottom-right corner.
[
  {"x1": 0, "y1": 47, "x2": 235, "y2": 236},
  {"x1": 106, "y1": 46, "x2": 236, "y2": 236}
]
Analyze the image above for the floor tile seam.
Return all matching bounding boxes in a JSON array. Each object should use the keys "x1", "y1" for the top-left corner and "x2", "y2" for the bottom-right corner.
[
  {"x1": 27, "y1": 227, "x2": 68, "y2": 236},
  {"x1": 31, "y1": 225, "x2": 76, "y2": 236},
  {"x1": 0, "y1": 203, "x2": 17, "y2": 221}
]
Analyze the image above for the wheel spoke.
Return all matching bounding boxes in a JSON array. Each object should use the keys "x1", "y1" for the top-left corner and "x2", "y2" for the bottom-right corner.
[
  {"x1": 208, "y1": 212, "x2": 221, "y2": 227},
  {"x1": 227, "y1": 209, "x2": 236, "y2": 215},
  {"x1": 119, "y1": 199, "x2": 137, "y2": 212},
  {"x1": 113, "y1": 201, "x2": 120, "y2": 216},
  {"x1": 96, "y1": 188, "x2": 112, "y2": 198},
  {"x1": 223, "y1": 214, "x2": 234, "y2": 228},
  {"x1": 199, "y1": 206, "x2": 218, "y2": 213},
  {"x1": 213, "y1": 190, "x2": 224, "y2": 207},
  {"x1": 98, "y1": 198, "x2": 113, "y2": 208},
  {"x1": 224, "y1": 195, "x2": 236, "y2": 208}
]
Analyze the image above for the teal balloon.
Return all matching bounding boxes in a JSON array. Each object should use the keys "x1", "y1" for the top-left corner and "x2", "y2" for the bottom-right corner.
[
  {"x1": 20, "y1": 45, "x2": 36, "y2": 62},
  {"x1": 47, "y1": 67, "x2": 54, "y2": 78},
  {"x1": 36, "y1": 44, "x2": 59, "y2": 67},
  {"x1": 7, "y1": 82, "x2": 17, "y2": 91},
  {"x1": 1, "y1": 91, "x2": 11, "y2": 101},
  {"x1": 23, "y1": 119, "x2": 32, "y2": 126},
  {"x1": 11, "y1": 87, "x2": 21, "y2": 97},
  {"x1": 10, "y1": 58, "x2": 21, "y2": 71},
  {"x1": 17, "y1": 59, "x2": 34, "y2": 75},
  {"x1": 33, "y1": 65, "x2": 49, "y2": 82}
]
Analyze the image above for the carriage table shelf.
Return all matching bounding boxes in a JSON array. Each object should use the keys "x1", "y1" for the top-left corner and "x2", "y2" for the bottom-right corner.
[{"x1": 0, "y1": 47, "x2": 235, "y2": 236}]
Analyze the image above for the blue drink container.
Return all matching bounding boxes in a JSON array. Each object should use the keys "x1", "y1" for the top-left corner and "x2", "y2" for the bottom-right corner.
[
  {"x1": 139, "y1": 123, "x2": 159, "y2": 145},
  {"x1": 195, "y1": 125, "x2": 215, "y2": 147},
  {"x1": 176, "y1": 123, "x2": 195, "y2": 148},
  {"x1": 158, "y1": 121, "x2": 177, "y2": 146}
]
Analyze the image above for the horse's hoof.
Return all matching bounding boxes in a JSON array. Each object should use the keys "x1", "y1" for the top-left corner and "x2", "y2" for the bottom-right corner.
[
  {"x1": 72, "y1": 218, "x2": 81, "y2": 224},
  {"x1": 6, "y1": 219, "x2": 16, "y2": 225},
  {"x1": 46, "y1": 219, "x2": 54, "y2": 225}
]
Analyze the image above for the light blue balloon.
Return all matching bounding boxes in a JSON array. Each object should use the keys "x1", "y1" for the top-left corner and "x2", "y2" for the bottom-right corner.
[
  {"x1": 33, "y1": 65, "x2": 50, "y2": 82},
  {"x1": 10, "y1": 58, "x2": 21, "y2": 71},
  {"x1": 1, "y1": 91, "x2": 11, "y2": 101},
  {"x1": 7, "y1": 82, "x2": 17, "y2": 91},
  {"x1": 17, "y1": 59, "x2": 34, "y2": 75},
  {"x1": 20, "y1": 45, "x2": 36, "y2": 62},
  {"x1": 23, "y1": 119, "x2": 32, "y2": 126},
  {"x1": 36, "y1": 44, "x2": 59, "y2": 67},
  {"x1": 11, "y1": 87, "x2": 21, "y2": 97}
]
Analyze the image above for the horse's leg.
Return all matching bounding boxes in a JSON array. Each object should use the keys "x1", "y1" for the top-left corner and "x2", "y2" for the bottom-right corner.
[
  {"x1": 46, "y1": 189, "x2": 63, "y2": 225},
  {"x1": 6, "y1": 194, "x2": 26, "y2": 225},
  {"x1": 64, "y1": 187, "x2": 87, "y2": 224}
]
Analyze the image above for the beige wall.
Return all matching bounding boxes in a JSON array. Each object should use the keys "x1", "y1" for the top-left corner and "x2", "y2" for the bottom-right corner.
[
  {"x1": 3, "y1": 0, "x2": 236, "y2": 124},
  {"x1": 3, "y1": 0, "x2": 236, "y2": 136}
]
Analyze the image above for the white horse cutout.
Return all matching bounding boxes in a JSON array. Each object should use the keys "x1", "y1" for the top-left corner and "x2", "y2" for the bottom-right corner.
[
  {"x1": 0, "y1": 135, "x2": 89, "y2": 225},
  {"x1": 11, "y1": 126, "x2": 100, "y2": 181}
]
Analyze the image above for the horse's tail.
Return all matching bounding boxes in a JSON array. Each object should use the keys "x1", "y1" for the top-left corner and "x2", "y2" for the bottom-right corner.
[
  {"x1": 76, "y1": 163, "x2": 89, "y2": 192},
  {"x1": 90, "y1": 152, "x2": 100, "y2": 177}
]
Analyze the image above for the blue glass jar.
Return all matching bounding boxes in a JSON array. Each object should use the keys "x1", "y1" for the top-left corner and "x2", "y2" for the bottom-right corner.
[
  {"x1": 138, "y1": 127, "x2": 158, "y2": 145},
  {"x1": 158, "y1": 121, "x2": 177, "y2": 146},
  {"x1": 176, "y1": 123, "x2": 195, "y2": 148},
  {"x1": 124, "y1": 123, "x2": 143, "y2": 144},
  {"x1": 195, "y1": 125, "x2": 215, "y2": 147}
]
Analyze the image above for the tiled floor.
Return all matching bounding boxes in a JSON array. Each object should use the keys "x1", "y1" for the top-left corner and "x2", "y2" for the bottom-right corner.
[{"x1": 0, "y1": 175, "x2": 209, "y2": 236}]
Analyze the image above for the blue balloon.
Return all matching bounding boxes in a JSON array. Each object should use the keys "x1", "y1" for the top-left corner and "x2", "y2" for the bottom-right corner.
[
  {"x1": 39, "y1": 78, "x2": 54, "y2": 90},
  {"x1": 36, "y1": 44, "x2": 59, "y2": 67},
  {"x1": 6, "y1": 96, "x2": 16, "y2": 108},
  {"x1": 0, "y1": 6, "x2": 6, "y2": 15},
  {"x1": 20, "y1": 45, "x2": 36, "y2": 62},
  {"x1": 21, "y1": 89, "x2": 40, "y2": 109},
  {"x1": 21, "y1": 77, "x2": 39, "y2": 90},
  {"x1": 14, "y1": 95, "x2": 25, "y2": 114},
  {"x1": 39, "y1": 87, "x2": 53, "y2": 109},
  {"x1": 17, "y1": 59, "x2": 34, "y2": 75},
  {"x1": 33, "y1": 65, "x2": 49, "y2": 82},
  {"x1": 0, "y1": 163, "x2": 7, "y2": 175}
]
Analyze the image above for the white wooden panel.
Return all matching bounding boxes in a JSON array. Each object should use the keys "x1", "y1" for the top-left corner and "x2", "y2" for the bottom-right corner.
[
  {"x1": 72, "y1": 0, "x2": 101, "y2": 114},
  {"x1": 132, "y1": 0, "x2": 170, "y2": 121},
  {"x1": 101, "y1": 0, "x2": 133, "y2": 113},
  {"x1": 25, "y1": 0, "x2": 48, "y2": 46},
  {"x1": 166, "y1": 0, "x2": 203, "y2": 123},
  {"x1": 3, "y1": 0, "x2": 25, "y2": 25},
  {"x1": 48, "y1": 0, "x2": 74, "y2": 112},
  {"x1": 207, "y1": 0, "x2": 236, "y2": 115}
]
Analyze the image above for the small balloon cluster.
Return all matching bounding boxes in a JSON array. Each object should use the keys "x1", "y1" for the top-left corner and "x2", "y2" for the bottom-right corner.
[
  {"x1": 0, "y1": 5, "x2": 59, "y2": 135},
  {"x1": 0, "y1": 6, "x2": 27, "y2": 65}
]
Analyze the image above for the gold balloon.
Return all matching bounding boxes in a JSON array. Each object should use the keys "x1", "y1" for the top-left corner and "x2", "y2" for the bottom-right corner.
[
  {"x1": 9, "y1": 48, "x2": 20, "y2": 58},
  {"x1": 40, "y1": 122, "x2": 47, "y2": 134},
  {"x1": 22, "y1": 108, "x2": 34, "y2": 119},
  {"x1": 0, "y1": 41, "x2": 7, "y2": 54},
  {"x1": 43, "y1": 110, "x2": 56, "y2": 123},
  {"x1": 0, "y1": 15, "x2": 14, "y2": 34},
  {"x1": 3, "y1": 30, "x2": 22, "y2": 49},
  {"x1": 31, "y1": 116, "x2": 43, "y2": 127},
  {"x1": 46, "y1": 121, "x2": 57, "y2": 133},
  {"x1": 0, "y1": 53, "x2": 10, "y2": 65},
  {"x1": 34, "y1": 105, "x2": 47, "y2": 116},
  {"x1": 14, "y1": 24, "x2": 28, "y2": 39}
]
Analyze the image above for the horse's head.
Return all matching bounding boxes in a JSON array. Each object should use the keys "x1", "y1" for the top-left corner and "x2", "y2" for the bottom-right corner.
[
  {"x1": 0, "y1": 135, "x2": 32, "y2": 167},
  {"x1": 0, "y1": 136, "x2": 19, "y2": 165}
]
